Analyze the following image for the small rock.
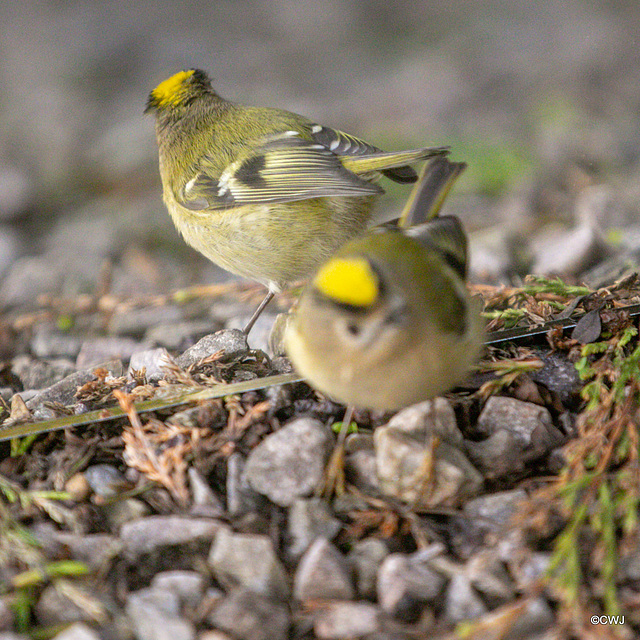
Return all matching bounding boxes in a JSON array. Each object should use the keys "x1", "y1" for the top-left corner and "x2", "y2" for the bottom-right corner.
[
  {"x1": 375, "y1": 427, "x2": 483, "y2": 508},
  {"x1": 348, "y1": 538, "x2": 389, "y2": 600},
  {"x1": 121, "y1": 516, "x2": 221, "y2": 576},
  {"x1": 385, "y1": 398, "x2": 463, "y2": 445},
  {"x1": 0, "y1": 227, "x2": 21, "y2": 281},
  {"x1": 293, "y1": 538, "x2": 354, "y2": 601},
  {"x1": 10, "y1": 355, "x2": 77, "y2": 391},
  {"x1": 128, "y1": 347, "x2": 174, "y2": 382},
  {"x1": 13, "y1": 355, "x2": 78, "y2": 391},
  {"x1": 25, "y1": 364, "x2": 120, "y2": 417},
  {"x1": 244, "y1": 418, "x2": 334, "y2": 507},
  {"x1": 509, "y1": 552, "x2": 551, "y2": 591},
  {"x1": 0, "y1": 596, "x2": 14, "y2": 630},
  {"x1": 207, "y1": 587, "x2": 290, "y2": 640},
  {"x1": 465, "y1": 550, "x2": 515, "y2": 605},
  {"x1": 53, "y1": 532, "x2": 122, "y2": 571},
  {"x1": 345, "y1": 448, "x2": 379, "y2": 493},
  {"x1": 445, "y1": 573, "x2": 488, "y2": 623},
  {"x1": 50, "y1": 623, "x2": 101, "y2": 640},
  {"x1": 64, "y1": 473, "x2": 91, "y2": 502},
  {"x1": 198, "y1": 632, "x2": 234, "y2": 640},
  {"x1": 208, "y1": 527, "x2": 289, "y2": 600},
  {"x1": 35, "y1": 584, "x2": 98, "y2": 626},
  {"x1": 150, "y1": 571, "x2": 205, "y2": 610},
  {"x1": 108, "y1": 305, "x2": 184, "y2": 337},
  {"x1": 84, "y1": 464, "x2": 129, "y2": 499},
  {"x1": 145, "y1": 319, "x2": 219, "y2": 352},
  {"x1": 0, "y1": 255, "x2": 64, "y2": 309},
  {"x1": 467, "y1": 397, "x2": 563, "y2": 479},
  {"x1": 226, "y1": 452, "x2": 265, "y2": 517},
  {"x1": 463, "y1": 489, "x2": 528, "y2": 528},
  {"x1": 126, "y1": 588, "x2": 195, "y2": 640},
  {"x1": 377, "y1": 550, "x2": 446, "y2": 622},
  {"x1": 503, "y1": 597, "x2": 554, "y2": 640},
  {"x1": 176, "y1": 329, "x2": 248, "y2": 368},
  {"x1": 104, "y1": 497, "x2": 150, "y2": 530},
  {"x1": 229, "y1": 311, "x2": 277, "y2": 355},
  {"x1": 188, "y1": 468, "x2": 225, "y2": 516},
  {"x1": 76, "y1": 336, "x2": 151, "y2": 369},
  {"x1": 314, "y1": 601, "x2": 380, "y2": 639},
  {"x1": 286, "y1": 498, "x2": 342, "y2": 561},
  {"x1": 0, "y1": 164, "x2": 32, "y2": 221},
  {"x1": 30, "y1": 325, "x2": 83, "y2": 360}
]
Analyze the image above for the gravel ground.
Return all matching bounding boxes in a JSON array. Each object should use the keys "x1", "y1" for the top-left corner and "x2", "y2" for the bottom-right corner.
[{"x1": 1, "y1": 1, "x2": 640, "y2": 638}]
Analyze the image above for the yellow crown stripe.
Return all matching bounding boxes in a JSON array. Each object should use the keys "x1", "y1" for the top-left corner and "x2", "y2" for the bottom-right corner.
[
  {"x1": 151, "y1": 70, "x2": 195, "y2": 108},
  {"x1": 314, "y1": 257, "x2": 379, "y2": 307}
]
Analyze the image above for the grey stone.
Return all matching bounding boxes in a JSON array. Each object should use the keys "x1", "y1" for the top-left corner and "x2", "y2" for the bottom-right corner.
[
  {"x1": 84, "y1": 464, "x2": 128, "y2": 498},
  {"x1": 226, "y1": 452, "x2": 265, "y2": 517},
  {"x1": 52, "y1": 532, "x2": 122, "y2": 571},
  {"x1": 314, "y1": 601, "x2": 380, "y2": 639},
  {"x1": 244, "y1": 418, "x2": 334, "y2": 507},
  {"x1": 465, "y1": 550, "x2": 515, "y2": 604},
  {"x1": 11, "y1": 355, "x2": 76, "y2": 390},
  {"x1": 207, "y1": 588, "x2": 289, "y2": 640},
  {"x1": 103, "y1": 497, "x2": 150, "y2": 530},
  {"x1": 0, "y1": 256, "x2": 64, "y2": 309},
  {"x1": 128, "y1": 347, "x2": 174, "y2": 382},
  {"x1": 463, "y1": 489, "x2": 528, "y2": 528},
  {"x1": 76, "y1": 336, "x2": 150, "y2": 369},
  {"x1": 50, "y1": 623, "x2": 101, "y2": 640},
  {"x1": 198, "y1": 632, "x2": 234, "y2": 640},
  {"x1": 510, "y1": 552, "x2": 551, "y2": 591},
  {"x1": 24, "y1": 364, "x2": 119, "y2": 415},
  {"x1": 345, "y1": 448, "x2": 379, "y2": 493},
  {"x1": 0, "y1": 226, "x2": 22, "y2": 280},
  {"x1": 121, "y1": 516, "x2": 221, "y2": 561},
  {"x1": 176, "y1": 329, "x2": 248, "y2": 368},
  {"x1": 188, "y1": 468, "x2": 225, "y2": 515},
  {"x1": 465, "y1": 430, "x2": 523, "y2": 479},
  {"x1": 475, "y1": 397, "x2": 560, "y2": 448},
  {"x1": 145, "y1": 319, "x2": 218, "y2": 352},
  {"x1": 126, "y1": 588, "x2": 195, "y2": 640},
  {"x1": 208, "y1": 527, "x2": 289, "y2": 599},
  {"x1": 35, "y1": 584, "x2": 96, "y2": 626},
  {"x1": 0, "y1": 164, "x2": 32, "y2": 221},
  {"x1": 375, "y1": 427, "x2": 483, "y2": 508},
  {"x1": 227, "y1": 312, "x2": 277, "y2": 354},
  {"x1": 468, "y1": 397, "x2": 563, "y2": 479},
  {"x1": 0, "y1": 596, "x2": 14, "y2": 631},
  {"x1": 108, "y1": 304, "x2": 184, "y2": 337},
  {"x1": 503, "y1": 597, "x2": 554, "y2": 640},
  {"x1": 293, "y1": 538, "x2": 354, "y2": 601},
  {"x1": 348, "y1": 538, "x2": 389, "y2": 600},
  {"x1": 286, "y1": 498, "x2": 342, "y2": 561},
  {"x1": 445, "y1": 573, "x2": 488, "y2": 623},
  {"x1": 150, "y1": 571, "x2": 205, "y2": 609},
  {"x1": 30, "y1": 325, "x2": 83, "y2": 360},
  {"x1": 385, "y1": 398, "x2": 463, "y2": 445},
  {"x1": 377, "y1": 551, "x2": 446, "y2": 621}
]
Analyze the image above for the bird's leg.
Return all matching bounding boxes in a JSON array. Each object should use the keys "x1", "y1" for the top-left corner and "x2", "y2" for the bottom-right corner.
[
  {"x1": 242, "y1": 290, "x2": 275, "y2": 335},
  {"x1": 318, "y1": 405, "x2": 355, "y2": 498}
]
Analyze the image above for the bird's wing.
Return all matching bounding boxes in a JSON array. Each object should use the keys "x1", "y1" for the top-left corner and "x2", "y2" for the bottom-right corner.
[{"x1": 176, "y1": 131, "x2": 383, "y2": 211}]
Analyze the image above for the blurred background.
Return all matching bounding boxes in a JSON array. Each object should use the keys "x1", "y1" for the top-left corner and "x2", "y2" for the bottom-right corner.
[{"x1": 1, "y1": 0, "x2": 639, "y2": 309}]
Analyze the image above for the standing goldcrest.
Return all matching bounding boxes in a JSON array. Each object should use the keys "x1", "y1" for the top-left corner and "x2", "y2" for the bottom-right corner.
[
  {"x1": 284, "y1": 158, "x2": 484, "y2": 411},
  {"x1": 145, "y1": 69, "x2": 449, "y2": 332}
]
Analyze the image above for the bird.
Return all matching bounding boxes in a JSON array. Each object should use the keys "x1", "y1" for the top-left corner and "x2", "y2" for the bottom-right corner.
[
  {"x1": 145, "y1": 68, "x2": 449, "y2": 333},
  {"x1": 284, "y1": 156, "x2": 483, "y2": 412}
]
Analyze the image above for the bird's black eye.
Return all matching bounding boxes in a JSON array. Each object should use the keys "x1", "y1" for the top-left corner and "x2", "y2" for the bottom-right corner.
[{"x1": 346, "y1": 322, "x2": 360, "y2": 336}]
